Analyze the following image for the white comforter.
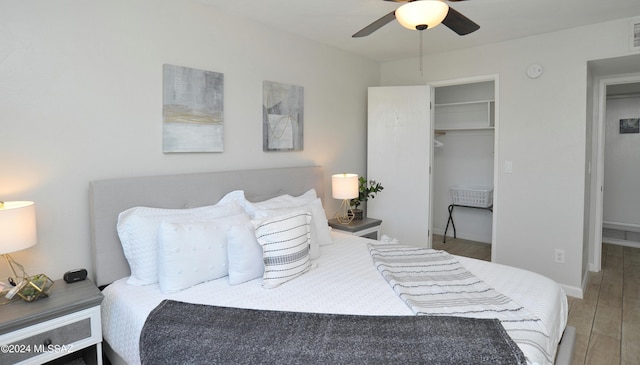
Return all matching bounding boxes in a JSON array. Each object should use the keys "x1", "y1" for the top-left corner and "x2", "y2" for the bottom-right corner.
[{"x1": 101, "y1": 232, "x2": 568, "y2": 365}]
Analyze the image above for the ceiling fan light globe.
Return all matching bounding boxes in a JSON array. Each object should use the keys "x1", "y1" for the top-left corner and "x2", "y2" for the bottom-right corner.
[{"x1": 395, "y1": 0, "x2": 449, "y2": 31}]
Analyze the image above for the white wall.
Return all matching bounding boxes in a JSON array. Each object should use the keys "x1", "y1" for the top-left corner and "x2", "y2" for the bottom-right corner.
[
  {"x1": 603, "y1": 96, "x2": 640, "y2": 227},
  {"x1": 0, "y1": 0, "x2": 380, "y2": 281},
  {"x1": 380, "y1": 18, "x2": 638, "y2": 294}
]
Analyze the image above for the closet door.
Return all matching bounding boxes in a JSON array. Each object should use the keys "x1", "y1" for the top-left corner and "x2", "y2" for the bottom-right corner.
[{"x1": 367, "y1": 86, "x2": 432, "y2": 246}]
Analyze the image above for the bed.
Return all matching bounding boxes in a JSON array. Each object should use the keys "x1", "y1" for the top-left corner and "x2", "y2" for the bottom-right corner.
[{"x1": 89, "y1": 166, "x2": 575, "y2": 365}]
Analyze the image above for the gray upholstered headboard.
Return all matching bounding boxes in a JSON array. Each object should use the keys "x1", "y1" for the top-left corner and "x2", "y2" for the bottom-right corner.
[{"x1": 89, "y1": 166, "x2": 324, "y2": 287}]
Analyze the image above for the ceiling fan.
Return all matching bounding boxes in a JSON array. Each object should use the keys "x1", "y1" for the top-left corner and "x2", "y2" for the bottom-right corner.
[{"x1": 353, "y1": 0, "x2": 480, "y2": 38}]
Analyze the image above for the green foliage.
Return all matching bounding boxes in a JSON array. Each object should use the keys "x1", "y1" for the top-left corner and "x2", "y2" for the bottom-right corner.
[{"x1": 350, "y1": 177, "x2": 384, "y2": 209}]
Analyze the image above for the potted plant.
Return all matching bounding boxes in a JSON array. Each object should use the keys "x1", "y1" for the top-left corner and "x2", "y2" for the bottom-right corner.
[{"x1": 349, "y1": 177, "x2": 384, "y2": 220}]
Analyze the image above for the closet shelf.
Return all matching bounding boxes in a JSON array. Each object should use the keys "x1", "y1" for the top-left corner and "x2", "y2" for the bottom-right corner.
[
  {"x1": 436, "y1": 126, "x2": 495, "y2": 131},
  {"x1": 434, "y1": 100, "x2": 495, "y2": 130},
  {"x1": 434, "y1": 100, "x2": 494, "y2": 107}
]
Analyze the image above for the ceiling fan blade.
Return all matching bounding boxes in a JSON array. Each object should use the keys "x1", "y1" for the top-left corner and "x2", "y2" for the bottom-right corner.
[
  {"x1": 352, "y1": 10, "x2": 397, "y2": 38},
  {"x1": 442, "y1": 7, "x2": 480, "y2": 35}
]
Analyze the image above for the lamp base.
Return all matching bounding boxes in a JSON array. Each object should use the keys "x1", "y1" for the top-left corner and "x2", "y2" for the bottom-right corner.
[
  {"x1": 335, "y1": 199, "x2": 355, "y2": 224},
  {"x1": 336, "y1": 215, "x2": 354, "y2": 225}
]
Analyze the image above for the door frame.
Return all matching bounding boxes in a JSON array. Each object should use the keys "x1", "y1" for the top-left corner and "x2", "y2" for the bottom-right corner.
[
  {"x1": 429, "y1": 74, "x2": 499, "y2": 260},
  {"x1": 591, "y1": 73, "x2": 640, "y2": 271}
]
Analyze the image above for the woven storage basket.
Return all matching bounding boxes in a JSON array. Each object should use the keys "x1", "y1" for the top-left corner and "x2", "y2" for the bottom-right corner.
[{"x1": 450, "y1": 185, "x2": 493, "y2": 208}]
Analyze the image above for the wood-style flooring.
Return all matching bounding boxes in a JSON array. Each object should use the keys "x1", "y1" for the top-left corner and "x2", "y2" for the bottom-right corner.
[
  {"x1": 432, "y1": 234, "x2": 492, "y2": 262},
  {"x1": 432, "y1": 235, "x2": 640, "y2": 365}
]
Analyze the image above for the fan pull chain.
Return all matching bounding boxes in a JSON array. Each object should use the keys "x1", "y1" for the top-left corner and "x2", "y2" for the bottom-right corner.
[{"x1": 419, "y1": 30, "x2": 424, "y2": 76}]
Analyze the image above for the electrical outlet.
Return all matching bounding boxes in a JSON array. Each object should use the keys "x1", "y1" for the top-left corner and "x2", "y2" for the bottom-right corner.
[{"x1": 554, "y1": 249, "x2": 565, "y2": 264}]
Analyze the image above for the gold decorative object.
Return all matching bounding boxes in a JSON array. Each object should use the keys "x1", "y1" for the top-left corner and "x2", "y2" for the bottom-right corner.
[
  {"x1": 0, "y1": 201, "x2": 53, "y2": 302},
  {"x1": 17, "y1": 274, "x2": 54, "y2": 302}
]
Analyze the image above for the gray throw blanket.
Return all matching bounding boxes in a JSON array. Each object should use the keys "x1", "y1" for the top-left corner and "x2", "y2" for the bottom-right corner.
[{"x1": 140, "y1": 300, "x2": 526, "y2": 365}]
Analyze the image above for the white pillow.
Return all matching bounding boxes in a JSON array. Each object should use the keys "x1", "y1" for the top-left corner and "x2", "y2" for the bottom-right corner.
[
  {"x1": 227, "y1": 220, "x2": 264, "y2": 285},
  {"x1": 255, "y1": 211, "x2": 311, "y2": 289},
  {"x1": 275, "y1": 191, "x2": 333, "y2": 246},
  {"x1": 254, "y1": 201, "x2": 324, "y2": 260},
  {"x1": 157, "y1": 220, "x2": 228, "y2": 293},
  {"x1": 244, "y1": 189, "x2": 333, "y2": 253},
  {"x1": 117, "y1": 201, "x2": 244, "y2": 286},
  {"x1": 243, "y1": 189, "x2": 317, "y2": 217},
  {"x1": 304, "y1": 198, "x2": 333, "y2": 247},
  {"x1": 216, "y1": 190, "x2": 248, "y2": 210}
]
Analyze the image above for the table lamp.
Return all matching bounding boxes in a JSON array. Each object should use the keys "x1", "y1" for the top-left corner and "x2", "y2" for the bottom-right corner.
[
  {"x1": 332, "y1": 173, "x2": 358, "y2": 224},
  {"x1": 0, "y1": 201, "x2": 52, "y2": 302}
]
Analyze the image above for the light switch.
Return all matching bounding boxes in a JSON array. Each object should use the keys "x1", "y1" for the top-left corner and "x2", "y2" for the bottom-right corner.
[{"x1": 505, "y1": 161, "x2": 513, "y2": 173}]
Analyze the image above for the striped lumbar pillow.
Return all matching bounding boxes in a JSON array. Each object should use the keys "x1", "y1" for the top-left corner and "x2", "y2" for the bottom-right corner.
[{"x1": 254, "y1": 210, "x2": 311, "y2": 288}]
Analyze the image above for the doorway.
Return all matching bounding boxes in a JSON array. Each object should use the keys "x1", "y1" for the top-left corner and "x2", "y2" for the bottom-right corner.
[
  {"x1": 430, "y1": 75, "x2": 498, "y2": 260},
  {"x1": 601, "y1": 82, "x2": 640, "y2": 248},
  {"x1": 590, "y1": 55, "x2": 640, "y2": 272}
]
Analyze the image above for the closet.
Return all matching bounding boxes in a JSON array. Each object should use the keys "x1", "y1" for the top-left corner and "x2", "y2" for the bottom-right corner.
[
  {"x1": 433, "y1": 81, "x2": 495, "y2": 244},
  {"x1": 366, "y1": 78, "x2": 497, "y2": 248}
]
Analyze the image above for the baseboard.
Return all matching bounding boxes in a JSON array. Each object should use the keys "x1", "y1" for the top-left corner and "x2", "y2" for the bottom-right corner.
[
  {"x1": 589, "y1": 237, "x2": 640, "y2": 271},
  {"x1": 576, "y1": 268, "x2": 591, "y2": 299},
  {"x1": 603, "y1": 221, "x2": 640, "y2": 232},
  {"x1": 602, "y1": 237, "x2": 640, "y2": 249},
  {"x1": 561, "y1": 284, "x2": 583, "y2": 299}
]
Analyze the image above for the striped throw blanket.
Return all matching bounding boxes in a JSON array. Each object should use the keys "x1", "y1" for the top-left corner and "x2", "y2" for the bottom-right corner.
[{"x1": 368, "y1": 244, "x2": 554, "y2": 365}]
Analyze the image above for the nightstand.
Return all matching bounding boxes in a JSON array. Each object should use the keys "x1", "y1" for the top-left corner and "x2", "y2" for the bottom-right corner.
[
  {"x1": 328, "y1": 217, "x2": 382, "y2": 240},
  {"x1": 0, "y1": 279, "x2": 104, "y2": 365}
]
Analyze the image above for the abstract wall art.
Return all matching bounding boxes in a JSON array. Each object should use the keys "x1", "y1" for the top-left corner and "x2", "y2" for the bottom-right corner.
[
  {"x1": 263, "y1": 80, "x2": 304, "y2": 151},
  {"x1": 163, "y1": 64, "x2": 224, "y2": 153}
]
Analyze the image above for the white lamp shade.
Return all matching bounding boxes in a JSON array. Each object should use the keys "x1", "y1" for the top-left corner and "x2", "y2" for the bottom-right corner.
[
  {"x1": 0, "y1": 201, "x2": 37, "y2": 254},
  {"x1": 332, "y1": 174, "x2": 359, "y2": 200},
  {"x1": 395, "y1": 0, "x2": 449, "y2": 31}
]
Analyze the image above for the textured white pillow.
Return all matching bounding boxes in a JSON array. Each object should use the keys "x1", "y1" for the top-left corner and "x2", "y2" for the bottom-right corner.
[
  {"x1": 216, "y1": 190, "x2": 248, "y2": 210},
  {"x1": 117, "y1": 201, "x2": 244, "y2": 286},
  {"x1": 157, "y1": 220, "x2": 228, "y2": 293},
  {"x1": 278, "y1": 188, "x2": 318, "y2": 203},
  {"x1": 276, "y1": 191, "x2": 333, "y2": 246},
  {"x1": 244, "y1": 189, "x2": 317, "y2": 217},
  {"x1": 255, "y1": 211, "x2": 311, "y2": 289},
  {"x1": 304, "y1": 198, "x2": 333, "y2": 247},
  {"x1": 227, "y1": 220, "x2": 264, "y2": 285}
]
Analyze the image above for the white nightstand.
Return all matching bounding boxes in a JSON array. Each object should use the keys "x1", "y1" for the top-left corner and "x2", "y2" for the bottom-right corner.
[
  {"x1": 328, "y1": 217, "x2": 382, "y2": 240},
  {"x1": 0, "y1": 279, "x2": 104, "y2": 365}
]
